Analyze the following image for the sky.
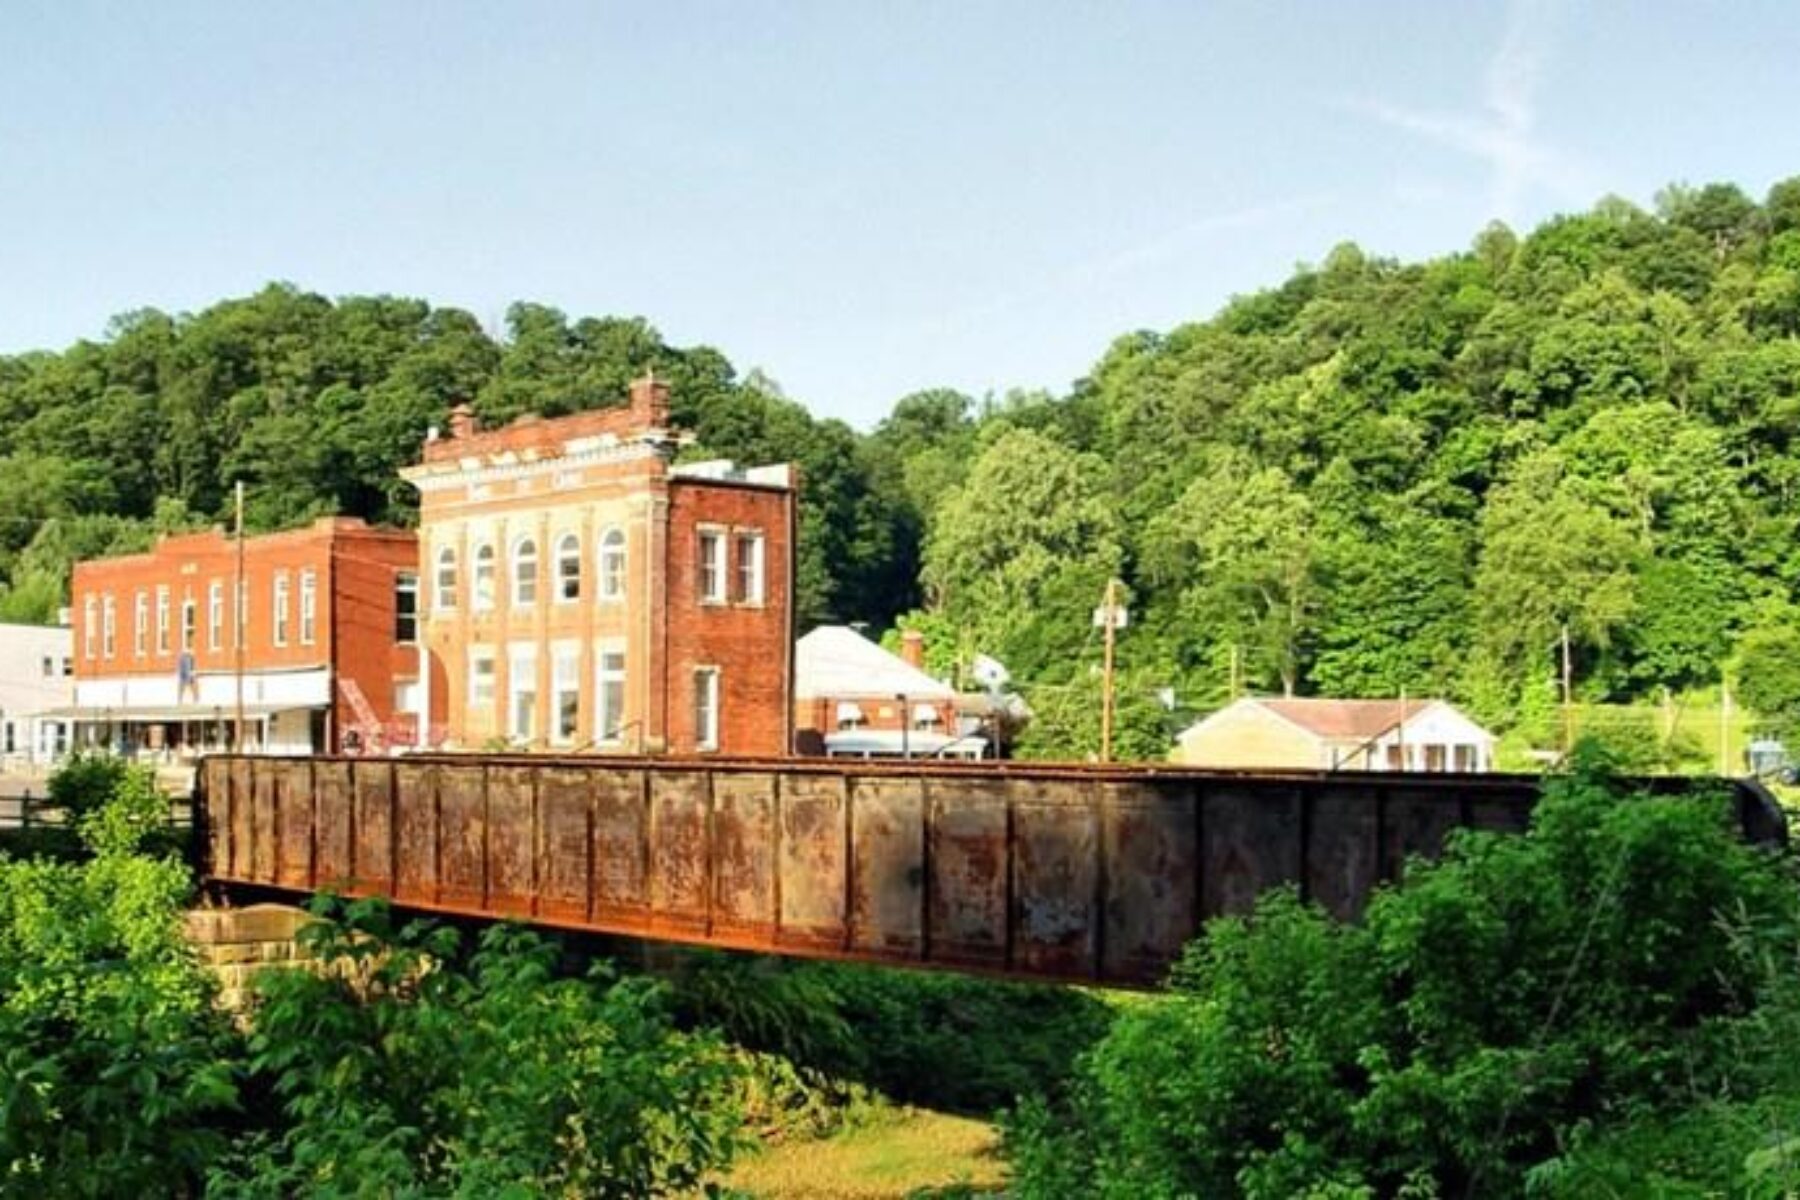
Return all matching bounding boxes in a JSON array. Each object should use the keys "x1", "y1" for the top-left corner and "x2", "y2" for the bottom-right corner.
[{"x1": 3, "y1": 1, "x2": 1799, "y2": 428}]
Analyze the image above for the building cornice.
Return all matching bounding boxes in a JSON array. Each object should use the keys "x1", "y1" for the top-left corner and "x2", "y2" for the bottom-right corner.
[{"x1": 400, "y1": 439, "x2": 668, "y2": 495}]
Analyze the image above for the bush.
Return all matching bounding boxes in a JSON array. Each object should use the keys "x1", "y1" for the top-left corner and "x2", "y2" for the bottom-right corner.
[
  {"x1": 1007, "y1": 747, "x2": 1800, "y2": 1198},
  {"x1": 211, "y1": 899, "x2": 746, "y2": 1197}
]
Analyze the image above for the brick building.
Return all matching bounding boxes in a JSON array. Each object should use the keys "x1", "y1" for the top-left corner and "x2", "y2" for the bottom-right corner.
[
  {"x1": 69, "y1": 517, "x2": 420, "y2": 757},
  {"x1": 399, "y1": 375, "x2": 796, "y2": 755}
]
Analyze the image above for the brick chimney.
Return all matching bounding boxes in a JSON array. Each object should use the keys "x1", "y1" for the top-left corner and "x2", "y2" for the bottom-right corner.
[
  {"x1": 900, "y1": 629, "x2": 926, "y2": 670},
  {"x1": 628, "y1": 369, "x2": 671, "y2": 428},
  {"x1": 447, "y1": 402, "x2": 478, "y2": 440}
]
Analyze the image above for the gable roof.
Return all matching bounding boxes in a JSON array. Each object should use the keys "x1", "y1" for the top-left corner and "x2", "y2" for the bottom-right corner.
[
  {"x1": 1255, "y1": 697, "x2": 1432, "y2": 741},
  {"x1": 795, "y1": 626, "x2": 957, "y2": 701}
]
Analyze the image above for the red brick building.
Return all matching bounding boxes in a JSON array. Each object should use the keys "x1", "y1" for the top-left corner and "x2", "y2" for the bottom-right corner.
[
  {"x1": 69, "y1": 517, "x2": 420, "y2": 757},
  {"x1": 399, "y1": 375, "x2": 797, "y2": 755}
]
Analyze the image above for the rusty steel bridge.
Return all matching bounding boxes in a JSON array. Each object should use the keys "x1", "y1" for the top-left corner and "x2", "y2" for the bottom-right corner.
[{"x1": 197, "y1": 754, "x2": 1787, "y2": 987}]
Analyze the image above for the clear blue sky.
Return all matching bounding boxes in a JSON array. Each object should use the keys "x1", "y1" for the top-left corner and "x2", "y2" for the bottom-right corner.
[{"x1": 3, "y1": 1, "x2": 1797, "y2": 427}]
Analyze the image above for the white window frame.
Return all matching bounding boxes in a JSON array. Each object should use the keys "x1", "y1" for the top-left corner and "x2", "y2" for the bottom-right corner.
[
  {"x1": 554, "y1": 533, "x2": 581, "y2": 602},
  {"x1": 134, "y1": 591, "x2": 148, "y2": 658},
  {"x1": 299, "y1": 569, "x2": 317, "y2": 645},
  {"x1": 508, "y1": 643, "x2": 538, "y2": 742},
  {"x1": 596, "y1": 641, "x2": 627, "y2": 745},
  {"x1": 156, "y1": 586, "x2": 170, "y2": 655},
  {"x1": 180, "y1": 597, "x2": 196, "y2": 653},
  {"x1": 551, "y1": 641, "x2": 581, "y2": 746},
  {"x1": 208, "y1": 580, "x2": 223, "y2": 652},
  {"x1": 472, "y1": 543, "x2": 496, "y2": 611},
  {"x1": 735, "y1": 530, "x2": 765, "y2": 605},
  {"x1": 693, "y1": 665, "x2": 720, "y2": 751},
  {"x1": 468, "y1": 645, "x2": 496, "y2": 710},
  {"x1": 512, "y1": 536, "x2": 539, "y2": 607},
  {"x1": 273, "y1": 573, "x2": 290, "y2": 647},
  {"x1": 101, "y1": 594, "x2": 116, "y2": 659},
  {"x1": 599, "y1": 528, "x2": 626, "y2": 602},
  {"x1": 235, "y1": 580, "x2": 248, "y2": 649},
  {"x1": 83, "y1": 597, "x2": 96, "y2": 659},
  {"x1": 395, "y1": 571, "x2": 419, "y2": 644},
  {"x1": 698, "y1": 528, "x2": 727, "y2": 605},
  {"x1": 435, "y1": 545, "x2": 458, "y2": 610}
]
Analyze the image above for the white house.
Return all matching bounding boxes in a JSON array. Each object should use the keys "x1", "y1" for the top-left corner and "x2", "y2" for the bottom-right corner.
[
  {"x1": 0, "y1": 622, "x2": 75, "y2": 770},
  {"x1": 1173, "y1": 696, "x2": 1497, "y2": 773}
]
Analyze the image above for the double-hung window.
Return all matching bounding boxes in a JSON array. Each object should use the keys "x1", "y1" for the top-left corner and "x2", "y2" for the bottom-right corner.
[
  {"x1": 208, "y1": 581, "x2": 223, "y2": 651},
  {"x1": 596, "y1": 644, "x2": 626, "y2": 744},
  {"x1": 468, "y1": 646, "x2": 496, "y2": 710},
  {"x1": 299, "y1": 570, "x2": 317, "y2": 644},
  {"x1": 693, "y1": 667, "x2": 720, "y2": 751},
  {"x1": 698, "y1": 530, "x2": 727, "y2": 604},
  {"x1": 273, "y1": 574, "x2": 290, "y2": 646},
  {"x1": 134, "y1": 592, "x2": 148, "y2": 657},
  {"x1": 551, "y1": 642, "x2": 580, "y2": 745},
  {"x1": 156, "y1": 587, "x2": 170, "y2": 654},
  {"x1": 735, "y1": 532, "x2": 764, "y2": 605},
  {"x1": 101, "y1": 595, "x2": 116, "y2": 659},
  {"x1": 395, "y1": 572, "x2": 419, "y2": 643},
  {"x1": 508, "y1": 644, "x2": 538, "y2": 741}
]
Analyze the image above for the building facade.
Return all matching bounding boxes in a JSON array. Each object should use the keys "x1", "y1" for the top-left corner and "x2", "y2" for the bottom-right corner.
[
  {"x1": 0, "y1": 622, "x2": 74, "y2": 769},
  {"x1": 1172, "y1": 696, "x2": 1497, "y2": 772},
  {"x1": 400, "y1": 376, "x2": 796, "y2": 755},
  {"x1": 69, "y1": 517, "x2": 420, "y2": 757}
]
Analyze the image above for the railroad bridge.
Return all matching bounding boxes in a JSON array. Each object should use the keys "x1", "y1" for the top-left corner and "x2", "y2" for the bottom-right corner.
[{"x1": 197, "y1": 754, "x2": 1787, "y2": 987}]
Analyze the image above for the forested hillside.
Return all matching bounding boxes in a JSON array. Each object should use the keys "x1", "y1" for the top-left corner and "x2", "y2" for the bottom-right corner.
[{"x1": 6, "y1": 178, "x2": 1800, "y2": 746}]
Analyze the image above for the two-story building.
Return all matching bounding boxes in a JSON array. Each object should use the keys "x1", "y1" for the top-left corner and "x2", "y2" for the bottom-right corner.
[
  {"x1": 399, "y1": 374, "x2": 797, "y2": 755},
  {"x1": 69, "y1": 517, "x2": 420, "y2": 758}
]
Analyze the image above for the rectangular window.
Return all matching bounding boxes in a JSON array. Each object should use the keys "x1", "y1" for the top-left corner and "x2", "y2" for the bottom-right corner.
[
  {"x1": 40, "y1": 655, "x2": 51, "y2": 679},
  {"x1": 208, "y1": 581, "x2": 223, "y2": 652},
  {"x1": 134, "y1": 591, "x2": 148, "y2": 657},
  {"x1": 508, "y1": 644, "x2": 538, "y2": 741},
  {"x1": 101, "y1": 595, "x2": 116, "y2": 659},
  {"x1": 299, "y1": 570, "x2": 317, "y2": 645},
  {"x1": 83, "y1": 597, "x2": 96, "y2": 659},
  {"x1": 180, "y1": 598, "x2": 196, "y2": 652},
  {"x1": 395, "y1": 571, "x2": 419, "y2": 644},
  {"x1": 698, "y1": 530, "x2": 727, "y2": 604},
  {"x1": 1454, "y1": 744, "x2": 1477, "y2": 772},
  {"x1": 551, "y1": 643, "x2": 580, "y2": 745},
  {"x1": 468, "y1": 646, "x2": 496, "y2": 710},
  {"x1": 1424, "y1": 744, "x2": 1447, "y2": 773},
  {"x1": 597, "y1": 645, "x2": 626, "y2": 744},
  {"x1": 273, "y1": 574, "x2": 290, "y2": 646},
  {"x1": 155, "y1": 587, "x2": 170, "y2": 655},
  {"x1": 693, "y1": 666, "x2": 720, "y2": 751},
  {"x1": 61, "y1": 657, "x2": 71, "y2": 678},
  {"x1": 735, "y1": 532, "x2": 764, "y2": 605},
  {"x1": 236, "y1": 580, "x2": 248, "y2": 649}
]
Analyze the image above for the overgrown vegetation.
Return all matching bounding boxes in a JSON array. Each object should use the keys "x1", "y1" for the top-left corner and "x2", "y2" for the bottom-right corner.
[{"x1": 1006, "y1": 747, "x2": 1800, "y2": 1197}]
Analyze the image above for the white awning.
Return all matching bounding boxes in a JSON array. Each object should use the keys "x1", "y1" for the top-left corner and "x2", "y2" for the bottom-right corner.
[
  {"x1": 835, "y1": 701, "x2": 865, "y2": 725},
  {"x1": 822, "y1": 729, "x2": 987, "y2": 760},
  {"x1": 38, "y1": 703, "x2": 304, "y2": 723}
]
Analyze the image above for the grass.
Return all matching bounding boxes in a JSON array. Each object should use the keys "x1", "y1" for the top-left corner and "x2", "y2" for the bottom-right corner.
[
  {"x1": 720, "y1": 1108, "x2": 1005, "y2": 1199},
  {"x1": 1495, "y1": 698, "x2": 1768, "y2": 774}
]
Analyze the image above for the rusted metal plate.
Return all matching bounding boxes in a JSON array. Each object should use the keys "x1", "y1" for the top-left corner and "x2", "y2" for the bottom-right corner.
[
  {"x1": 1382, "y1": 788, "x2": 1463, "y2": 882},
  {"x1": 780, "y1": 773, "x2": 849, "y2": 951},
  {"x1": 711, "y1": 773, "x2": 776, "y2": 939},
  {"x1": 1306, "y1": 785, "x2": 1381, "y2": 921},
  {"x1": 847, "y1": 776, "x2": 921, "y2": 957},
  {"x1": 201, "y1": 759, "x2": 230, "y2": 878},
  {"x1": 536, "y1": 768, "x2": 591, "y2": 923},
  {"x1": 592, "y1": 769, "x2": 648, "y2": 919},
  {"x1": 250, "y1": 761, "x2": 277, "y2": 885},
  {"x1": 351, "y1": 762, "x2": 395, "y2": 892},
  {"x1": 487, "y1": 765, "x2": 535, "y2": 917},
  {"x1": 1202, "y1": 784, "x2": 1302, "y2": 917},
  {"x1": 274, "y1": 761, "x2": 314, "y2": 888},
  {"x1": 393, "y1": 761, "x2": 438, "y2": 904},
  {"x1": 313, "y1": 761, "x2": 353, "y2": 890},
  {"x1": 229, "y1": 758, "x2": 253, "y2": 879},
  {"x1": 1102, "y1": 781, "x2": 1197, "y2": 984},
  {"x1": 1010, "y1": 778, "x2": 1098, "y2": 978},
  {"x1": 928, "y1": 778, "x2": 1008, "y2": 968},
  {"x1": 437, "y1": 765, "x2": 487, "y2": 909},
  {"x1": 648, "y1": 770, "x2": 709, "y2": 933}
]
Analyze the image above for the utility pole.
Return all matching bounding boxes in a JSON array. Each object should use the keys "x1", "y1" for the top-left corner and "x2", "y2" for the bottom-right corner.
[
  {"x1": 234, "y1": 481, "x2": 245, "y2": 751},
  {"x1": 1228, "y1": 643, "x2": 1240, "y2": 702},
  {"x1": 1560, "y1": 623, "x2": 1573, "y2": 756},
  {"x1": 1096, "y1": 579, "x2": 1127, "y2": 763}
]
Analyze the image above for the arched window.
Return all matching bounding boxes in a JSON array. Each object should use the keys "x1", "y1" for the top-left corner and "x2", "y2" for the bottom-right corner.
[
  {"x1": 599, "y1": 528, "x2": 626, "y2": 601},
  {"x1": 555, "y1": 533, "x2": 581, "y2": 601},
  {"x1": 472, "y1": 543, "x2": 496, "y2": 610},
  {"x1": 512, "y1": 537, "x2": 538, "y2": 606},
  {"x1": 435, "y1": 546, "x2": 458, "y2": 610}
]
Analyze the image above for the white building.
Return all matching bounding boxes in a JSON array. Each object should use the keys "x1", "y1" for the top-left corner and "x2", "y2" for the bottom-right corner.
[
  {"x1": 0, "y1": 623, "x2": 75, "y2": 770},
  {"x1": 1173, "y1": 696, "x2": 1497, "y2": 773}
]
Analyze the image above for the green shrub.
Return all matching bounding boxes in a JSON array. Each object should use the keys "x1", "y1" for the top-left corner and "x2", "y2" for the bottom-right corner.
[
  {"x1": 211, "y1": 899, "x2": 747, "y2": 1197},
  {"x1": 1008, "y1": 748, "x2": 1800, "y2": 1198}
]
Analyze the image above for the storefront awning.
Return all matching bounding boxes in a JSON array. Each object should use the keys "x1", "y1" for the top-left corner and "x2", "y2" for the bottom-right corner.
[{"x1": 36, "y1": 703, "x2": 309, "y2": 723}]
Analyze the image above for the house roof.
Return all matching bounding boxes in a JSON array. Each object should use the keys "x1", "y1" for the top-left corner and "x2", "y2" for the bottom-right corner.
[
  {"x1": 1255, "y1": 697, "x2": 1434, "y2": 741},
  {"x1": 795, "y1": 626, "x2": 956, "y2": 701}
]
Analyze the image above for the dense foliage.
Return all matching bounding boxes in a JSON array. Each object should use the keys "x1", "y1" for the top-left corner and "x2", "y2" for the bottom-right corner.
[
  {"x1": 9, "y1": 179, "x2": 1800, "y2": 755},
  {"x1": 1007, "y1": 749, "x2": 1800, "y2": 1197}
]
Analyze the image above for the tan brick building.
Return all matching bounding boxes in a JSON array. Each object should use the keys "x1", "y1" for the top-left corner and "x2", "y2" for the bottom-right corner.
[
  {"x1": 69, "y1": 518, "x2": 420, "y2": 757},
  {"x1": 400, "y1": 375, "x2": 796, "y2": 755}
]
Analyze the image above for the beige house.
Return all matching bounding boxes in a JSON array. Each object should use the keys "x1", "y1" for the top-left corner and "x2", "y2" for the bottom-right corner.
[{"x1": 1173, "y1": 696, "x2": 1496, "y2": 773}]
